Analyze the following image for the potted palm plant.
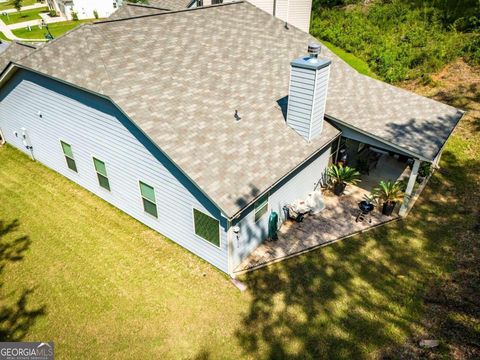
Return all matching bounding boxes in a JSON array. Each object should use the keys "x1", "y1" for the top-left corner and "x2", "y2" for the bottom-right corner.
[
  {"x1": 327, "y1": 164, "x2": 361, "y2": 196},
  {"x1": 372, "y1": 180, "x2": 405, "y2": 216}
]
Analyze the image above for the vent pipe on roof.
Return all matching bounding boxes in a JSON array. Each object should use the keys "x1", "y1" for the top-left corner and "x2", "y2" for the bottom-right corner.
[
  {"x1": 286, "y1": 42, "x2": 332, "y2": 142},
  {"x1": 308, "y1": 43, "x2": 321, "y2": 58}
]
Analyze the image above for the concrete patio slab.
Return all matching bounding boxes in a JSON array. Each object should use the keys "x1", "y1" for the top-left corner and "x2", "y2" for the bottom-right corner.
[{"x1": 234, "y1": 183, "x2": 400, "y2": 274}]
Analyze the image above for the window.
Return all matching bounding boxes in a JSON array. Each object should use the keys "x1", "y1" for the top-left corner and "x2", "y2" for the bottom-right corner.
[
  {"x1": 113, "y1": 2, "x2": 117, "y2": 8},
  {"x1": 60, "y1": 141, "x2": 77, "y2": 172},
  {"x1": 254, "y1": 194, "x2": 269, "y2": 222},
  {"x1": 139, "y1": 181, "x2": 158, "y2": 218},
  {"x1": 196, "y1": 0, "x2": 203, "y2": 6},
  {"x1": 193, "y1": 208, "x2": 220, "y2": 246},
  {"x1": 93, "y1": 157, "x2": 110, "y2": 191},
  {"x1": 211, "y1": 0, "x2": 223, "y2": 4}
]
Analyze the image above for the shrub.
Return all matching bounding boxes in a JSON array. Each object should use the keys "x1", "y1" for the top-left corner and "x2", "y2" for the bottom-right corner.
[
  {"x1": 310, "y1": 1, "x2": 474, "y2": 82},
  {"x1": 49, "y1": 10, "x2": 57, "y2": 17},
  {"x1": 71, "y1": 11, "x2": 78, "y2": 21},
  {"x1": 93, "y1": 9, "x2": 99, "y2": 19},
  {"x1": 463, "y1": 36, "x2": 480, "y2": 65},
  {"x1": 372, "y1": 180, "x2": 405, "y2": 206},
  {"x1": 13, "y1": 0, "x2": 22, "y2": 13}
]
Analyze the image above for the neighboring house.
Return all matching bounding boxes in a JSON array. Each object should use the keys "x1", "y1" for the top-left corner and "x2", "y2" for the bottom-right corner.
[
  {"x1": 0, "y1": 2, "x2": 463, "y2": 275},
  {"x1": 47, "y1": 0, "x2": 123, "y2": 20},
  {"x1": 144, "y1": 0, "x2": 313, "y2": 32}
]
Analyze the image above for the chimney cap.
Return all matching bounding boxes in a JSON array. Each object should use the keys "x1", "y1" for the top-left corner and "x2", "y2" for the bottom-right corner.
[{"x1": 308, "y1": 42, "x2": 321, "y2": 58}]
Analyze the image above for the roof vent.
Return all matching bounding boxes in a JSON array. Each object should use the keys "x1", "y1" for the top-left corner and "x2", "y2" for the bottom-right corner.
[{"x1": 308, "y1": 43, "x2": 321, "y2": 59}]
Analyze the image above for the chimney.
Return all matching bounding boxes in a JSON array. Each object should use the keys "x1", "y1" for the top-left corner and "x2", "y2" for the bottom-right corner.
[{"x1": 286, "y1": 43, "x2": 331, "y2": 142}]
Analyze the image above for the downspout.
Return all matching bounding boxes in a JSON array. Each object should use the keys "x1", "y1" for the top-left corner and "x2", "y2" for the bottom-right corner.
[{"x1": 227, "y1": 219, "x2": 234, "y2": 277}]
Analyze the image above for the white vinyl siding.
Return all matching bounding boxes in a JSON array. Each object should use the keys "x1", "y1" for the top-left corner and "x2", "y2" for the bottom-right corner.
[
  {"x1": 232, "y1": 146, "x2": 331, "y2": 268},
  {"x1": 0, "y1": 69, "x2": 228, "y2": 272}
]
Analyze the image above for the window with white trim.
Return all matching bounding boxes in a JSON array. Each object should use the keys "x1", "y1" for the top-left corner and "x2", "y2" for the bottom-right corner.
[
  {"x1": 60, "y1": 141, "x2": 77, "y2": 172},
  {"x1": 93, "y1": 157, "x2": 110, "y2": 191},
  {"x1": 139, "y1": 181, "x2": 158, "y2": 218}
]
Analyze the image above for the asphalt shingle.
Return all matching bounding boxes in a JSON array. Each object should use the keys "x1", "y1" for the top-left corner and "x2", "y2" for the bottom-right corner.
[
  {"x1": 107, "y1": 3, "x2": 169, "y2": 20},
  {"x1": 0, "y1": 42, "x2": 37, "y2": 74}
]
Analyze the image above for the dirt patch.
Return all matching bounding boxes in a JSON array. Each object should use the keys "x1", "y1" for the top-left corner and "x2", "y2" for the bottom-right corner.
[
  {"x1": 402, "y1": 58, "x2": 480, "y2": 137},
  {"x1": 383, "y1": 59, "x2": 480, "y2": 359}
]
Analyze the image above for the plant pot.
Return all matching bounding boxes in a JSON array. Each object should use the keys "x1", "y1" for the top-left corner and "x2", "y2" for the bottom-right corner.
[
  {"x1": 382, "y1": 202, "x2": 396, "y2": 216},
  {"x1": 416, "y1": 175, "x2": 425, "y2": 184},
  {"x1": 333, "y1": 182, "x2": 346, "y2": 196}
]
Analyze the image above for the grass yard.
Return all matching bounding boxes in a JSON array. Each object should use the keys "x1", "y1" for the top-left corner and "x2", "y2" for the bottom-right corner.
[
  {"x1": 0, "y1": 0, "x2": 37, "y2": 12},
  {"x1": 0, "y1": 32, "x2": 9, "y2": 41},
  {"x1": 321, "y1": 39, "x2": 378, "y2": 78},
  {"x1": 12, "y1": 19, "x2": 95, "y2": 40},
  {"x1": 0, "y1": 7, "x2": 48, "y2": 25},
  {"x1": 0, "y1": 65, "x2": 478, "y2": 358}
]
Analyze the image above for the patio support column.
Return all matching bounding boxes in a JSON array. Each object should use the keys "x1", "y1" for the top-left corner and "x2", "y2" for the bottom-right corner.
[
  {"x1": 433, "y1": 149, "x2": 443, "y2": 168},
  {"x1": 399, "y1": 158, "x2": 420, "y2": 217}
]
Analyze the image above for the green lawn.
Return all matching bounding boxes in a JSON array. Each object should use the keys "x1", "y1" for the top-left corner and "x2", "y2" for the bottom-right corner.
[
  {"x1": 0, "y1": 31, "x2": 9, "y2": 41},
  {"x1": 12, "y1": 19, "x2": 95, "y2": 40},
  {"x1": 321, "y1": 39, "x2": 378, "y2": 79},
  {"x1": 0, "y1": 0, "x2": 38, "y2": 12},
  {"x1": 0, "y1": 7, "x2": 48, "y2": 25}
]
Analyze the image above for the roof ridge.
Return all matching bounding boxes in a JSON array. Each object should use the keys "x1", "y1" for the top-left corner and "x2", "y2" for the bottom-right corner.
[
  {"x1": 12, "y1": 41, "x2": 37, "y2": 50},
  {"x1": 82, "y1": 24, "x2": 112, "y2": 94},
  {"x1": 124, "y1": 2, "x2": 171, "y2": 11},
  {"x1": 94, "y1": 1, "x2": 244, "y2": 24}
]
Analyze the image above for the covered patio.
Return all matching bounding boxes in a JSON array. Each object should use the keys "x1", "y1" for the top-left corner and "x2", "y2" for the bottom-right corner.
[{"x1": 233, "y1": 153, "x2": 413, "y2": 274}]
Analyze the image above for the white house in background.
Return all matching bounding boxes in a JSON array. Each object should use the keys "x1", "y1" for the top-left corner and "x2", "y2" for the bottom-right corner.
[
  {"x1": 47, "y1": 0, "x2": 123, "y2": 20},
  {"x1": 245, "y1": 0, "x2": 314, "y2": 32}
]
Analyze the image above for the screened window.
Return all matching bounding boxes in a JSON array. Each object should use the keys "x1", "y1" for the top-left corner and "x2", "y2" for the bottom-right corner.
[
  {"x1": 93, "y1": 157, "x2": 110, "y2": 191},
  {"x1": 60, "y1": 141, "x2": 77, "y2": 172},
  {"x1": 193, "y1": 209, "x2": 220, "y2": 247},
  {"x1": 139, "y1": 181, "x2": 158, "y2": 218},
  {"x1": 254, "y1": 194, "x2": 269, "y2": 222}
]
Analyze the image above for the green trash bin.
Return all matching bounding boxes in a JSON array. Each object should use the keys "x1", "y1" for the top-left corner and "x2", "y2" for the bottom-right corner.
[{"x1": 268, "y1": 211, "x2": 279, "y2": 241}]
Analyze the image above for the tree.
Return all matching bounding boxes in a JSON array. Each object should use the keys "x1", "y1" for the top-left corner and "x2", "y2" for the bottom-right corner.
[{"x1": 13, "y1": 0, "x2": 22, "y2": 13}]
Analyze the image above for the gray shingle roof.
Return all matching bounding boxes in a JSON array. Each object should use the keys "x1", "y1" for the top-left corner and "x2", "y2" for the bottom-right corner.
[
  {"x1": 0, "y1": 42, "x2": 37, "y2": 74},
  {"x1": 108, "y1": 3, "x2": 169, "y2": 20},
  {"x1": 12, "y1": 1, "x2": 462, "y2": 217},
  {"x1": 145, "y1": 0, "x2": 193, "y2": 11},
  {"x1": 326, "y1": 70, "x2": 463, "y2": 160}
]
